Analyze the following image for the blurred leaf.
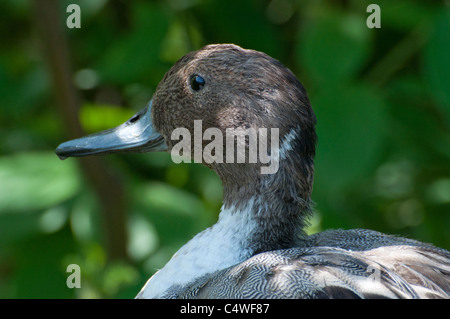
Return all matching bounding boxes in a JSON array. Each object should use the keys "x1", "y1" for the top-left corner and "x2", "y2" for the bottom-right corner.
[
  {"x1": 80, "y1": 103, "x2": 135, "y2": 133},
  {"x1": 102, "y1": 262, "x2": 139, "y2": 296},
  {"x1": 75, "y1": 0, "x2": 108, "y2": 16},
  {"x1": 423, "y1": 9, "x2": 450, "y2": 126},
  {"x1": 97, "y1": 2, "x2": 170, "y2": 85},
  {"x1": 426, "y1": 178, "x2": 450, "y2": 205},
  {"x1": 127, "y1": 213, "x2": 159, "y2": 261},
  {"x1": 12, "y1": 229, "x2": 76, "y2": 298},
  {"x1": 39, "y1": 205, "x2": 69, "y2": 233},
  {"x1": 375, "y1": 0, "x2": 438, "y2": 30},
  {"x1": 133, "y1": 181, "x2": 214, "y2": 245},
  {"x1": 160, "y1": 19, "x2": 195, "y2": 63},
  {"x1": 196, "y1": 0, "x2": 280, "y2": 57},
  {"x1": 0, "y1": 152, "x2": 81, "y2": 212},
  {"x1": 136, "y1": 181, "x2": 209, "y2": 218},
  {"x1": 61, "y1": 242, "x2": 106, "y2": 298},
  {"x1": 297, "y1": 11, "x2": 371, "y2": 85},
  {"x1": 0, "y1": 212, "x2": 41, "y2": 246},
  {"x1": 313, "y1": 84, "x2": 387, "y2": 192},
  {"x1": 70, "y1": 192, "x2": 98, "y2": 243}
]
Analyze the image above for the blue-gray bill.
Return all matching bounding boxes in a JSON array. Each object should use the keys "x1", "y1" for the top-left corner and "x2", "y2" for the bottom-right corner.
[{"x1": 55, "y1": 100, "x2": 167, "y2": 160}]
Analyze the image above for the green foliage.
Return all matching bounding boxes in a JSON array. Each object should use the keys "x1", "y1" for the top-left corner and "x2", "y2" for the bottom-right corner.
[
  {"x1": 298, "y1": 10, "x2": 371, "y2": 85},
  {"x1": 424, "y1": 9, "x2": 450, "y2": 125},
  {"x1": 0, "y1": 0, "x2": 448, "y2": 298}
]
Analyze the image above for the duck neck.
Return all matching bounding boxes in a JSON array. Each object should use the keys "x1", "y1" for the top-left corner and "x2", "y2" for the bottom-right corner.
[
  {"x1": 138, "y1": 173, "x2": 312, "y2": 298},
  {"x1": 138, "y1": 130, "x2": 315, "y2": 298},
  {"x1": 221, "y1": 164, "x2": 314, "y2": 255}
]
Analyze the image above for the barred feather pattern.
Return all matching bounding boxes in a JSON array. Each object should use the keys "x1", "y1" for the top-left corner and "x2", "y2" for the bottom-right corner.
[{"x1": 161, "y1": 229, "x2": 450, "y2": 299}]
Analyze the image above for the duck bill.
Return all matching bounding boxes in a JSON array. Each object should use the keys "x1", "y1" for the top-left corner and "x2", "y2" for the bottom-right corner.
[{"x1": 55, "y1": 100, "x2": 167, "y2": 160}]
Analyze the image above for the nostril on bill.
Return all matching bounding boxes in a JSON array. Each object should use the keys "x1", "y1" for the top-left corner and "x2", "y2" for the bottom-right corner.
[{"x1": 129, "y1": 114, "x2": 140, "y2": 123}]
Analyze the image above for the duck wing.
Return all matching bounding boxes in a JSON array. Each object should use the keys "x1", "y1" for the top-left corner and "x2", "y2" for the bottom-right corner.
[{"x1": 171, "y1": 232, "x2": 450, "y2": 299}]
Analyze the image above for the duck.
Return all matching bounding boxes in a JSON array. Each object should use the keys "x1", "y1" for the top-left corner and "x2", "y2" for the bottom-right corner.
[{"x1": 56, "y1": 44, "x2": 450, "y2": 299}]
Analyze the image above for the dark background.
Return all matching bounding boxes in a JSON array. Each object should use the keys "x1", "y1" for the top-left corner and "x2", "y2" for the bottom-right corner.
[{"x1": 0, "y1": 0, "x2": 448, "y2": 298}]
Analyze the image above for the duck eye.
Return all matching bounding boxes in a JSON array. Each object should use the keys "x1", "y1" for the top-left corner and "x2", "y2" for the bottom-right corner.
[{"x1": 190, "y1": 75, "x2": 205, "y2": 91}]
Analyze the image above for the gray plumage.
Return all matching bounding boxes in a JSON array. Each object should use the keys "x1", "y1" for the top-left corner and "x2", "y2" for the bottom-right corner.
[{"x1": 168, "y1": 229, "x2": 450, "y2": 299}]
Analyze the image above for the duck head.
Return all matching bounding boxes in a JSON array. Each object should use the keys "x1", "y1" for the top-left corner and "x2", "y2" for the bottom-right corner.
[{"x1": 56, "y1": 44, "x2": 316, "y2": 211}]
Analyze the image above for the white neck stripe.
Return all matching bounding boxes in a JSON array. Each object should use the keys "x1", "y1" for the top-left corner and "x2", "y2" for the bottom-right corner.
[{"x1": 137, "y1": 198, "x2": 258, "y2": 298}]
